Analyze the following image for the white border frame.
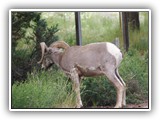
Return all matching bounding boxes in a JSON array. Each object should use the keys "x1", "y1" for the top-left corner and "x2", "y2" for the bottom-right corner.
[{"x1": 9, "y1": 9, "x2": 151, "y2": 111}]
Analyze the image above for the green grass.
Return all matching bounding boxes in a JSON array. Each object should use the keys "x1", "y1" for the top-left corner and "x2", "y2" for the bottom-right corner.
[
  {"x1": 81, "y1": 12, "x2": 120, "y2": 44},
  {"x1": 129, "y1": 13, "x2": 149, "y2": 51},
  {"x1": 41, "y1": 12, "x2": 76, "y2": 46},
  {"x1": 41, "y1": 12, "x2": 120, "y2": 45},
  {"x1": 119, "y1": 49, "x2": 148, "y2": 104},
  {"x1": 41, "y1": 12, "x2": 149, "y2": 51},
  {"x1": 12, "y1": 70, "x2": 76, "y2": 108}
]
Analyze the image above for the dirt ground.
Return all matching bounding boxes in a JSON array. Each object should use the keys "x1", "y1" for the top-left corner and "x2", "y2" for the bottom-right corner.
[
  {"x1": 125, "y1": 101, "x2": 148, "y2": 108},
  {"x1": 87, "y1": 100, "x2": 148, "y2": 109}
]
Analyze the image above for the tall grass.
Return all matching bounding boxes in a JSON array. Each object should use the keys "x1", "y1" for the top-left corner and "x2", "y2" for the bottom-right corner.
[
  {"x1": 119, "y1": 49, "x2": 148, "y2": 103},
  {"x1": 42, "y1": 12, "x2": 149, "y2": 51},
  {"x1": 81, "y1": 12, "x2": 120, "y2": 44},
  {"x1": 12, "y1": 70, "x2": 76, "y2": 108},
  {"x1": 41, "y1": 12, "x2": 76, "y2": 45},
  {"x1": 42, "y1": 12, "x2": 120, "y2": 45},
  {"x1": 129, "y1": 12, "x2": 149, "y2": 52}
]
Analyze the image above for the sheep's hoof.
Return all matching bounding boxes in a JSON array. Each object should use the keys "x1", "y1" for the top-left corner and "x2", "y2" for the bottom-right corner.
[
  {"x1": 76, "y1": 104, "x2": 83, "y2": 108},
  {"x1": 122, "y1": 102, "x2": 126, "y2": 107},
  {"x1": 122, "y1": 104, "x2": 126, "y2": 108},
  {"x1": 114, "y1": 105, "x2": 122, "y2": 108}
]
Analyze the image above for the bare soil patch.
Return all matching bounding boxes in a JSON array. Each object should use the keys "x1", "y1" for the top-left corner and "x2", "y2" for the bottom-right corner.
[{"x1": 86, "y1": 100, "x2": 148, "y2": 109}]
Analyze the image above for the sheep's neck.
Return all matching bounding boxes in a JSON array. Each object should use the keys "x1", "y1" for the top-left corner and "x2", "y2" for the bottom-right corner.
[
  {"x1": 57, "y1": 52, "x2": 68, "y2": 71},
  {"x1": 53, "y1": 52, "x2": 63, "y2": 68}
]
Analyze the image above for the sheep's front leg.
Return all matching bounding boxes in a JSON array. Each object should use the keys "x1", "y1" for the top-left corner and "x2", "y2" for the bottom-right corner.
[{"x1": 70, "y1": 68, "x2": 83, "y2": 108}]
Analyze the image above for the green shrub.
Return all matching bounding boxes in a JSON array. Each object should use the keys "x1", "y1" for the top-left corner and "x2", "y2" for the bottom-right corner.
[
  {"x1": 12, "y1": 12, "x2": 59, "y2": 82},
  {"x1": 119, "y1": 49, "x2": 148, "y2": 103},
  {"x1": 81, "y1": 77, "x2": 116, "y2": 107}
]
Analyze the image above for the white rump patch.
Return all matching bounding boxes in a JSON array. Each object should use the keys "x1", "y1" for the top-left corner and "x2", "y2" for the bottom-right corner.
[{"x1": 106, "y1": 42, "x2": 122, "y2": 66}]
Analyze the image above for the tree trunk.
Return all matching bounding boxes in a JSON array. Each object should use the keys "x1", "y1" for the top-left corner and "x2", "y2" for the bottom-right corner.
[
  {"x1": 122, "y1": 12, "x2": 129, "y2": 52},
  {"x1": 127, "y1": 12, "x2": 140, "y2": 30}
]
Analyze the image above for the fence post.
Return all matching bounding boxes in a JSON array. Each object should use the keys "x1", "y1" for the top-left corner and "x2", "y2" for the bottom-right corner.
[{"x1": 75, "y1": 12, "x2": 82, "y2": 46}]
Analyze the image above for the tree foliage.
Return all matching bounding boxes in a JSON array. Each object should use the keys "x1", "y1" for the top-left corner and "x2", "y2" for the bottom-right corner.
[
  {"x1": 12, "y1": 12, "x2": 39, "y2": 46},
  {"x1": 12, "y1": 12, "x2": 59, "y2": 82}
]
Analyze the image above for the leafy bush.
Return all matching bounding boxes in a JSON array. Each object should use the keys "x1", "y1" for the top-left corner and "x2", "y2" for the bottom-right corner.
[{"x1": 81, "y1": 77, "x2": 116, "y2": 107}]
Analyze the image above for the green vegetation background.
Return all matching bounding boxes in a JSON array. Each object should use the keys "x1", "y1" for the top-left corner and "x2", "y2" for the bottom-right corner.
[{"x1": 11, "y1": 12, "x2": 149, "y2": 108}]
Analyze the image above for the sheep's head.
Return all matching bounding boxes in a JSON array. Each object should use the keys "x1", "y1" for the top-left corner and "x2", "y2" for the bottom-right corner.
[
  {"x1": 37, "y1": 42, "x2": 52, "y2": 69},
  {"x1": 38, "y1": 41, "x2": 70, "y2": 70}
]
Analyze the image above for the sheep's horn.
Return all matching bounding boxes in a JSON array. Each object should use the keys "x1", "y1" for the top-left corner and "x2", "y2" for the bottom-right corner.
[
  {"x1": 50, "y1": 41, "x2": 70, "y2": 50},
  {"x1": 37, "y1": 42, "x2": 48, "y2": 64}
]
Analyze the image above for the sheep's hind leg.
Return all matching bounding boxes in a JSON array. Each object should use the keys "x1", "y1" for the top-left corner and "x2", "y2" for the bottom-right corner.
[
  {"x1": 115, "y1": 68, "x2": 126, "y2": 107},
  {"x1": 70, "y1": 68, "x2": 83, "y2": 108},
  {"x1": 103, "y1": 70, "x2": 125, "y2": 108}
]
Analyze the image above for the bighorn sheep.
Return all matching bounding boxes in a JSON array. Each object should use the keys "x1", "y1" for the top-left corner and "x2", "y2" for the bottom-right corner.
[{"x1": 38, "y1": 40, "x2": 126, "y2": 108}]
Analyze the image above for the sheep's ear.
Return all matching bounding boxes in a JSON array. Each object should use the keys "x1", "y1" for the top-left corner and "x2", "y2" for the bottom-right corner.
[{"x1": 48, "y1": 48, "x2": 53, "y2": 54}]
